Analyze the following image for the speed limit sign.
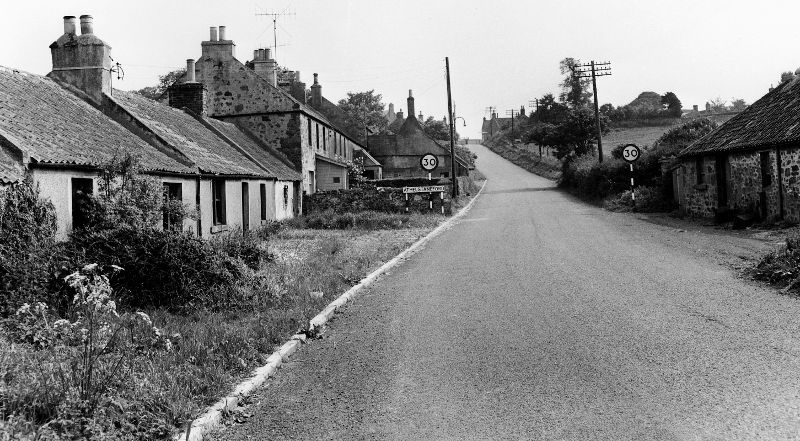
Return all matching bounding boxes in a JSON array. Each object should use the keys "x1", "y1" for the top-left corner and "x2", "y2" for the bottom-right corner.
[
  {"x1": 622, "y1": 144, "x2": 641, "y2": 163},
  {"x1": 420, "y1": 153, "x2": 439, "y2": 171}
]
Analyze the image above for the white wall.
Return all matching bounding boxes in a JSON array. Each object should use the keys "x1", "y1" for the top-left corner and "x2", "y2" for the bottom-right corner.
[{"x1": 31, "y1": 168, "x2": 96, "y2": 240}]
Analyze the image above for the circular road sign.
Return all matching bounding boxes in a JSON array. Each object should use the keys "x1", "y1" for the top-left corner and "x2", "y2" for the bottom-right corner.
[
  {"x1": 622, "y1": 144, "x2": 641, "y2": 163},
  {"x1": 420, "y1": 153, "x2": 439, "y2": 171}
]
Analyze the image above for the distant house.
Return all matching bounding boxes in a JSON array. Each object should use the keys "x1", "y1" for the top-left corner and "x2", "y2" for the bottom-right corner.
[
  {"x1": 0, "y1": 15, "x2": 301, "y2": 239},
  {"x1": 306, "y1": 73, "x2": 383, "y2": 183},
  {"x1": 481, "y1": 112, "x2": 512, "y2": 142},
  {"x1": 369, "y1": 90, "x2": 470, "y2": 178},
  {"x1": 675, "y1": 70, "x2": 800, "y2": 221},
  {"x1": 188, "y1": 28, "x2": 366, "y2": 195}
]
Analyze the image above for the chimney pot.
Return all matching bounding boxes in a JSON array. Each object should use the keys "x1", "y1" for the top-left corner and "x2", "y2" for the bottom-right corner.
[
  {"x1": 210, "y1": 27, "x2": 218, "y2": 42},
  {"x1": 218, "y1": 26, "x2": 226, "y2": 40},
  {"x1": 79, "y1": 15, "x2": 93, "y2": 35},
  {"x1": 63, "y1": 16, "x2": 77, "y2": 35},
  {"x1": 265, "y1": 48, "x2": 272, "y2": 60},
  {"x1": 253, "y1": 49, "x2": 259, "y2": 61},
  {"x1": 313, "y1": 73, "x2": 318, "y2": 85},
  {"x1": 186, "y1": 59, "x2": 196, "y2": 82}
]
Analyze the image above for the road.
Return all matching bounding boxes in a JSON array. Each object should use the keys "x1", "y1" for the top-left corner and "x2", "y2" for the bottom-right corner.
[{"x1": 214, "y1": 144, "x2": 800, "y2": 440}]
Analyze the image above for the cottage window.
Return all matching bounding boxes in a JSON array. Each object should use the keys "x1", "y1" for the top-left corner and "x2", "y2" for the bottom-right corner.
[
  {"x1": 323, "y1": 127, "x2": 327, "y2": 151},
  {"x1": 333, "y1": 177, "x2": 340, "y2": 184},
  {"x1": 71, "y1": 177, "x2": 93, "y2": 231},
  {"x1": 760, "y1": 151, "x2": 772, "y2": 187},
  {"x1": 283, "y1": 185, "x2": 289, "y2": 209},
  {"x1": 307, "y1": 120, "x2": 312, "y2": 146},
  {"x1": 162, "y1": 182, "x2": 183, "y2": 231},
  {"x1": 316, "y1": 124, "x2": 320, "y2": 149},
  {"x1": 212, "y1": 179, "x2": 226, "y2": 225},
  {"x1": 696, "y1": 157, "x2": 705, "y2": 185},
  {"x1": 260, "y1": 183, "x2": 267, "y2": 221}
]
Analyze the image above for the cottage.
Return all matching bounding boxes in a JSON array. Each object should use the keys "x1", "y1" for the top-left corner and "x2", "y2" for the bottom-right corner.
[
  {"x1": 676, "y1": 69, "x2": 800, "y2": 222},
  {"x1": 481, "y1": 111, "x2": 512, "y2": 142},
  {"x1": 188, "y1": 28, "x2": 366, "y2": 194},
  {"x1": 0, "y1": 15, "x2": 301, "y2": 239},
  {"x1": 368, "y1": 90, "x2": 470, "y2": 179}
]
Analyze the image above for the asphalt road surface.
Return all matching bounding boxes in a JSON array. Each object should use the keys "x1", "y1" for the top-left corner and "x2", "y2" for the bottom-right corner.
[{"x1": 215, "y1": 144, "x2": 800, "y2": 440}]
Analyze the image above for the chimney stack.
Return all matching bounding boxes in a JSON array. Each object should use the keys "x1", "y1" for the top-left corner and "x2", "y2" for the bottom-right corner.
[
  {"x1": 705, "y1": 102, "x2": 711, "y2": 112},
  {"x1": 202, "y1": 25, "x2": 235, "y2": 60},
  {"x1": 396, "y1": 109, "x2": 404, "y2": 121},
  {"x1": 418, "y1": 111, "x2": 423, "y2": 122},
  {"x1": 253, "y1": 47, "x2": 277, "y2": 86},
  {"x1": 50, "y1": 14, "x2": 111, "y2": 105},
  {"x1": 63, "y1": 16, "x2": 77, "y2": 35},
  {"x1": 311, "y1": 73, "x2": 322, "y2": 109},
  {"x1": 79, "y1": 15, "x2": 93, "y2": 35},
  {"x1": 186, "y1": 59, "x2": 196, "y2": 82},
  {"x1": 693, "y1": 104, "x2": 698, "y2": 112},
  {"x1": 407, "y1": 90, "x2": 415, "y2": 122}
]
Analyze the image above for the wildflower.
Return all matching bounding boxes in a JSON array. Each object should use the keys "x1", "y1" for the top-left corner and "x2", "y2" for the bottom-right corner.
[{"x1": 15, "y1": 303, "x2": 31, "y2": 316}]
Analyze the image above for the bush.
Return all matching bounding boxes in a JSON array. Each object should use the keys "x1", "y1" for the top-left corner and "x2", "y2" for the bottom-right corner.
[
  {"x1": 0, "y1": 175, "x2": 65, "y2": 317},
  {"x1": 64, "y1": 228, "x2": 241, "y2": 312}
]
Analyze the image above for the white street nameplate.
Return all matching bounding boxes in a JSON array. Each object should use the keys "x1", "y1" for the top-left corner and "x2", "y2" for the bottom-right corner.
[{"x1": 403, "y1": 185, "x2": 446, "y2": 194}]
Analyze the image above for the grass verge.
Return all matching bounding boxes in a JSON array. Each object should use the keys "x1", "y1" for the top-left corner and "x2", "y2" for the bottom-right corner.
[{"x1": 0, "y1": 212, "x2": 449, "y2": 440}]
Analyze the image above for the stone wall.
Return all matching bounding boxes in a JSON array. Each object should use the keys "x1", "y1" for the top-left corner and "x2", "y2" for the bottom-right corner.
[{"x1": 681, "y1": 155, "x2": 718, "y2": 218}]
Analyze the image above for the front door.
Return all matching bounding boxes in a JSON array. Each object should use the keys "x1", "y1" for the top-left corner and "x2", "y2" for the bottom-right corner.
[
  {"x1": 241, "y1": 182, "x2": 249, "y2": 234},
  {"x1": 715, "y1": 155, "x2": 729, "y2": 207}
]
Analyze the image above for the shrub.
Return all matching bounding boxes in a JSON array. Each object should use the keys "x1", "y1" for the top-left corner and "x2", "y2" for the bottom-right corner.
[
  {"x1": 0, "y1": 175, "x2": 64, "y2": 317},
  {"x1": 65, "y1": 228, "x2": 238, "y2": 312}
]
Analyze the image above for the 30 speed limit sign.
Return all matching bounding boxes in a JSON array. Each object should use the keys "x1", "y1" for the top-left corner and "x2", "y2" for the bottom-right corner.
[
  {"x1": 420, "y1": 153, "x2": 439, "y2": 171},
  {"x1": 622, "y1": 144, "x2": 641, "y2": 163}
]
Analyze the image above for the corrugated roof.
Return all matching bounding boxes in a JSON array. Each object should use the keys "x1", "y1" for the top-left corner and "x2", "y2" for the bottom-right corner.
[
  {"x1": 0, "y1": 147, "x2": 22, "y2": 184},
  {"x1": 0, "y1": 66, "x2": 194, "y2": 174},
  {"x1": 680, "y1": 79, "x2": 800, "y2": 156},
  {"x1": 205, "y1": 118, "x2": 301, "y2": 181},
  {"x1": 110, "y1": 90, "x2": 267, "y2": 176}
]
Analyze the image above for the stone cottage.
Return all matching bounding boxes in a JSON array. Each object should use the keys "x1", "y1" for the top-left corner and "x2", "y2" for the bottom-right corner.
[
  {"x1": 369, "y1": 90, "x2": 470, "y2": 179},
  {"x1": 0, "y1": 15, "x2": 301, "y2": 239},
  {"x1": 481, "y1": 111, "x2": 511, "y2": 142},
  {"x1": 677, "y1": 70, "x2": 800, "y2": 221},
  {"x1": 187, "y1": 27, "x2": 366, "y2": 194}
]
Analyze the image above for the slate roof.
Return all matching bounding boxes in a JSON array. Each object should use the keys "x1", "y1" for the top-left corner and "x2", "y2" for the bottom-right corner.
[
  {"x1": 110, "y1": 90, "x2": 267, "y2": 177},
  {"x1": 0, "y1": 66, "x2": 194, "y2": 176},
  {"x1": 680, "y1": 79, "x2": 800, "y2": 157},
  {"x1": 205, "y1": 118, "x2": 301, "y2": 181}
]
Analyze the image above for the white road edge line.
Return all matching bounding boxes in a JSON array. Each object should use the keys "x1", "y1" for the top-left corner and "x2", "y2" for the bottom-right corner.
[{"x1": 175, "y1": 180, "x2": 487, "y2": 441}]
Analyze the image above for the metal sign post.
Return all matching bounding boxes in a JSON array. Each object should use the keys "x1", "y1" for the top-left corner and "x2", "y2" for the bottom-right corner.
[{"x1": 622, "y1": 144, "x2": 641, "y2": 206}]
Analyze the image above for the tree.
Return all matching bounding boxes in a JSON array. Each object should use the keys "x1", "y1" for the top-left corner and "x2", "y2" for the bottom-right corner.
[
  {"x1": 537, "y1": 93, "x2": 568, "y2": 124},
  {"x1": 558, "y1": 58, "x2": 592, "y2": 108},
  {"x1": 708, "y1": 96, "x2": 728, "y2": 113},
  {"x1": 422, "y1": 116, "x2": 458, "y2": 141},
  {"x1": 781, "y1": 71, "x2": 796, "y2": 83},
  {"x1": 527, "y1": 108, "x2": 609, "y2": 160},
  {"x1": 660, "y1": 92, "x2": 682, "y2": 117},
  {"x1": 337, "y1": 90, "x2": 389, "y2": 144},
  {"x1": 730, "y1": 98, "x2": 748, "y2": 111},
  {"x1": 134, "y1": 69, "x2": 186, "y2": 101}
]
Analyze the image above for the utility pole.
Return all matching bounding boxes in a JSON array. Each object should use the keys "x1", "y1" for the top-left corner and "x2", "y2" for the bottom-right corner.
[
  {"x1": 446, "y1": 57, "x2": 457, "y2": 199},
  {"x1": 506, "y1": 109, "x2": 519, "y2": 141},
  {"x1": 575, "y1": 61, "x2": 611, "y2": 162}
]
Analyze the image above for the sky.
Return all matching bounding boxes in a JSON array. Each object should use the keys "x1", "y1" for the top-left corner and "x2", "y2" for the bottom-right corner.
[{"x1": 3, "y1": 0, "x2": 800, "y2": 139}]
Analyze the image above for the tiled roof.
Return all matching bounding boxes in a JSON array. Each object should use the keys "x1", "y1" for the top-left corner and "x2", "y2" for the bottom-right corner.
[
  {"x1": 0, "y1": 66, "x2": 194, "y2": 175},
  {"x1": 110, "y1": 90, "x2": 267, "y2": 176},
  {"x1": 680, "y1": 79, "x2": 800, "y2": 156},
  {"x1": 205, "y1": 118, "x2": 301, "y2": 181},
  {"x1": 0, "y1": 147, "x2": 22, "y2": 184}
]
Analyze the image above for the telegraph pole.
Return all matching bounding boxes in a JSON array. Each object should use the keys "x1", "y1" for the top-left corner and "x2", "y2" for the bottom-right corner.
[
  {"x1": 446, "y1": 57, "x2": 457, "y2": 199},
  {"x1": 575, "y1": 61, "x2": 611, "y2": 162},
  {"x1": 506, "y1": 109, "x2": 520, "y2": 141}
]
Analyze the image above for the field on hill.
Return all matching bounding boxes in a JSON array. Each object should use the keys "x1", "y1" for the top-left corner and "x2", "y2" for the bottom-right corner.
[{"x1": 603, "y1": 125, "x2": 674, "y2": 149}]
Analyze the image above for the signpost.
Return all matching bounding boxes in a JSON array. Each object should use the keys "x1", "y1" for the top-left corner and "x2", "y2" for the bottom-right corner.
[
  {"x1": 403, "y1": 154, "x2": 447, "y2": 214},
  {"x1": 420, "y1": 153, "x2": 438, "y2": 181},
  {"x1": 622, "y1": 143, "x2": 641, "y2": 206}
]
